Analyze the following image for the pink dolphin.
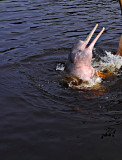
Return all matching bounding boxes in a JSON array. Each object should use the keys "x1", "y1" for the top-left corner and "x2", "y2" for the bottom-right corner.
[{"x1": 65, "y1": 24, "x2": 105, "y2": 81}]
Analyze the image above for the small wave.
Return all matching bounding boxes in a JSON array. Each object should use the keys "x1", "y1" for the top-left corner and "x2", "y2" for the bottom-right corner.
[
  {"x1": 68, "y1": 78, "x2": 101, "y2": 89},
  {"x1": 61, "y1": 74, "x2": 102, "y2": 89}
]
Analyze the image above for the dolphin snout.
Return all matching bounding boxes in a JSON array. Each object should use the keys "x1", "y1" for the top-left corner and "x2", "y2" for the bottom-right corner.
[{"x1": 83, "y1": 24, "x2": 105, "y2": 50}]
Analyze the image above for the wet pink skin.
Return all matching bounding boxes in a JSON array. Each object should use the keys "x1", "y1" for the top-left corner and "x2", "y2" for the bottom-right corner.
[{"x1": 65, "y1": 24, "x2": 105, "y2": 81}]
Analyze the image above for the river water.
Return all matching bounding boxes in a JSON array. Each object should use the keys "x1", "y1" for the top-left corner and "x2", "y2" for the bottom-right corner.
[{"x1": 0, "y1": 0, "x2": 122, "y2": 160}]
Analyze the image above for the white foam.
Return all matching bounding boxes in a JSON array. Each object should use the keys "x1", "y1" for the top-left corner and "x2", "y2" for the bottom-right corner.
[{"x1": 56, "y1": 63, "x2": 65, "y2": 71}]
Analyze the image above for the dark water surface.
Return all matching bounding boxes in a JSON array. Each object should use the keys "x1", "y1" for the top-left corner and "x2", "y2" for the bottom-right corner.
[{"x1": 0, "y1": 0, "x2": 122, "y2": 160}]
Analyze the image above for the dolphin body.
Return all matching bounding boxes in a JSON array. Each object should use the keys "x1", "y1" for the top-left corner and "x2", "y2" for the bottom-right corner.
[{"x1": 65, "y1": 24, "x2": 105, "y2": 81}]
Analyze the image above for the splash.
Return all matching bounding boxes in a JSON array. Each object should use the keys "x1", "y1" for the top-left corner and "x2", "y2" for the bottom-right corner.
[
  {"x1": 57, "y1": 50, "x2": 122, "y2": 89},
  {"x1": 56, "y1": 63, "x2": 65, "y2": 71},
  {"x1": 56, "y1": 62, "x2": 101, "y2": 88},
  {"x1": 61, "y1": 74, "x2": 102, "y2": 89},
  {"x1": 97, "y1": 51, "x2": 122, "y2": 73},
  {"x1": 68, "y1": 77, "x2": 101, "y2": 89}
]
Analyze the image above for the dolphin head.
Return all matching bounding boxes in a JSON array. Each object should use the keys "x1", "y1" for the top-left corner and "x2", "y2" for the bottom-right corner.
[{"x1": 65, "y1": 24, "x2": 105, "y2": 81}]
